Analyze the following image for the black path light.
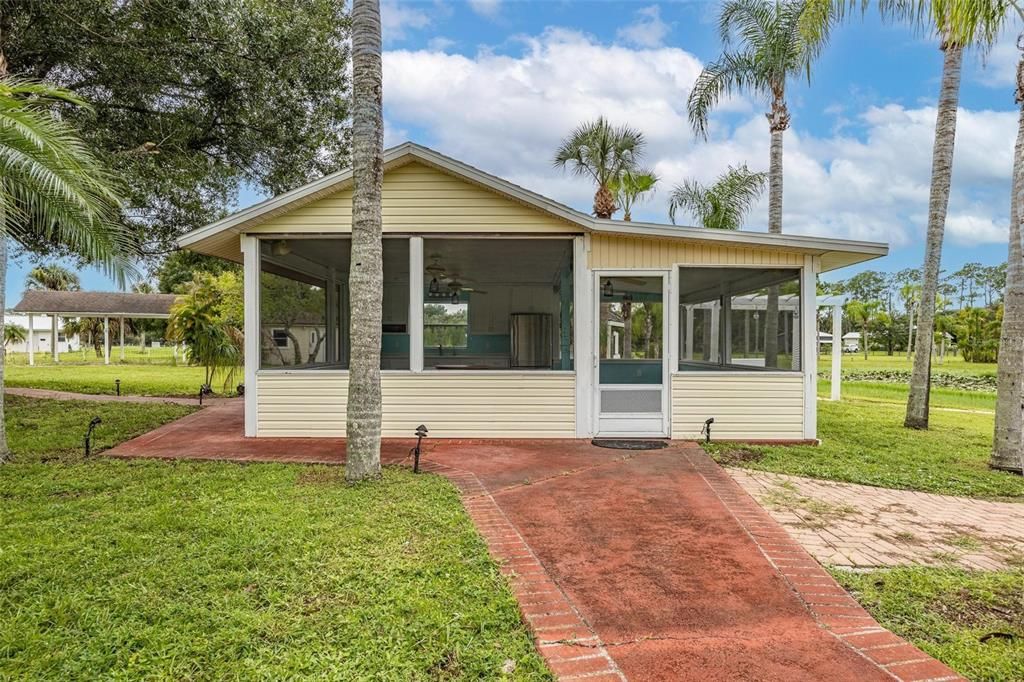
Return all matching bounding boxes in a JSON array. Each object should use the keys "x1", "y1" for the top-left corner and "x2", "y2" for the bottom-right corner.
[
  {"x1": 198, "y1": 384, "x2": 213, "y2": 405},
  {"x1": 83, "y1": 416, "x2": 102, "y2": 457},
  {"x1": 114, "y1": 378, "x2": 121, "y2": 396},
  {"x1": 701, "y1": 417, "x2": 715, "y2": 444},
  {"x1": 411, "y1": 424, "x2": 428, "y2": 473}
]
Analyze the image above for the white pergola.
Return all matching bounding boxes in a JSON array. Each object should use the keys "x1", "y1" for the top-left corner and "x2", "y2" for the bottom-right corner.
[
  {"x1": 818, "y1": 294, "x2": 847, "y2": 401},
  {"x1": 11, "y1": 290, "x2": 177, "y2": 365}
]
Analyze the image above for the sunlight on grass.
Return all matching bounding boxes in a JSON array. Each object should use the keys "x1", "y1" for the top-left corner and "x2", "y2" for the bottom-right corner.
[
  {"x1": 706, "y1": 399, "x2": 1024, "y2": 500},
  {"x1": 833, "y1": 567, "x2": 1024, "y2": 681},
  {"x1": 4, "y1": 363, "x2": 235, "y2": 397}
]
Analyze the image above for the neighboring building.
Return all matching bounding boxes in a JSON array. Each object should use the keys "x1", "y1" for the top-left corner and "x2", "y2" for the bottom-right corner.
[
  {"x1": 179, "y1": 143, "x2": 887, "y2": 441},
  {"x1": 3, "y1": 312, "x2": 81, "y2": 354},
  {"x1": 842, "y1": 331, "x2": 863, "y2": 353}
]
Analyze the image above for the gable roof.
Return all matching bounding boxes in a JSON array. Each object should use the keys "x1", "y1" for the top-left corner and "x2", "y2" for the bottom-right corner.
[
  {"x1": 12, "y1": 290, "x2": 178, "y2": 318},
  {"x1": 179, "y1": 141, "x2": 888, "y2": 272}
]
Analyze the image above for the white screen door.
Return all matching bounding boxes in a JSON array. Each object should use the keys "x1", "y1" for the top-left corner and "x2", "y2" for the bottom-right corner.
[{"x1": 595, "y1": 273, "x2": 667, "y2": 436}]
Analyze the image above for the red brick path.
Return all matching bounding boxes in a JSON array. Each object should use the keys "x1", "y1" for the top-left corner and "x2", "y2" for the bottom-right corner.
[{"x1": 106, "y1": 403, "x2": 964, "y2": 681}]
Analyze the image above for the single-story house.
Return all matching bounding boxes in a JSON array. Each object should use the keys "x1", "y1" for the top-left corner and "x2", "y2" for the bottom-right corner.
[
  {"x1": 3, "y1": 312, "x2": 81, "y2": 354},
  {"x1": 179, "y1": 143, "x2": 887, "y2": 441}
]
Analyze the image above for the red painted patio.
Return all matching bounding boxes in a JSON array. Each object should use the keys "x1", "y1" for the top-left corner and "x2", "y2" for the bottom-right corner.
[{"x1": 106, "y1": 402, "x2": 963, "y2": 682}]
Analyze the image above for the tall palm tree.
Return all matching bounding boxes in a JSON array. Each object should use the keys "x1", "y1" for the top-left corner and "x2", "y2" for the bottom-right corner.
[
  {"x1": 610, "y1": 168, "x2": 659, "y2": 221},
  {"x1": 25, "y1": 263, "x2": 81, "y2": 291},
  {"x1": 668, "y1": 164, "x2": 767, "y2": 229},
  {"x1": 993, "y1": 28, "x2": 1024, "y2": 474},
  {"x1": 346, "y1": 0, "x2": 384, "y2": 482},
  {"x1": 0, "y1": 73, "x2": 135, "y2": 463},
  {"x1": 688, "y1": 0, "x2": 833, "y2": 367},
  {"x1": 553, "y1": 117, "x2": 647, "y2": 219}
]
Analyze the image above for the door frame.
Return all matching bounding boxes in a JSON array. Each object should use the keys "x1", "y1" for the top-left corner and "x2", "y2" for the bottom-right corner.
[{"x1": 592, "y1": 269, "x2": 671, "y2": 438}]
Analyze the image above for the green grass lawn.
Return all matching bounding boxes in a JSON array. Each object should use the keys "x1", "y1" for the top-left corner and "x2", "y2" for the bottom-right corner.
[
  {"x1": 818, "y1": 351, "x2": 996, "y2": 377},
  {"x1": 6, "y1": 346, "x2": 181, "y2": 366},
  {"x1": 833, "y1": 567, "x2": 1024, "y2": 682},
  {"x1": 820, "y1": 380, "x2": 996, "y2": 412},
  {"x1": 0, "y1": 397, "x2": 549, "y2": 679},
  {"x1": 706, "y1": 399, "x2": 1024, "y2": 500},
  {"x1": 4, "y1": 363, "x2": 238, "y2": 397}
]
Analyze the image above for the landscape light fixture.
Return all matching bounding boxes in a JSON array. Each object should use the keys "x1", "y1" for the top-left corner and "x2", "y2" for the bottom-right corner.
[
  {"x1": 198, "y1": 384, "x2": 213, "y2": 405},
  {"x1": 114, "y1": 378, "x2": 121, "y2": 396},
  {"x1": 84, "y1": 416, "x2": 102, "y2": 457},
  {"x1": 411, "y1": 424, "x2": 429, "y2": 473},
  {"x1": 701, "y1": 417, "x2": 715, "y2": 444}
]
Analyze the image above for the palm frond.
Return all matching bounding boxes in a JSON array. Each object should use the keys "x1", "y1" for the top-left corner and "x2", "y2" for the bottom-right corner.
[
  {"x1": 668, "y1": 164, "x2": 767, "y2": 229},
  {"x1": 0, "y1": 77, "x2": 138, "y2": 286},
  {"x1": 687, "y1": 52, "x2": 765, "y2": 139},
  {"x1": 719, "y1": 0, "x2": 776, "y2": 50},
  {"x1": 553, "y1": 116, "x2": 647, "y2": 188}
]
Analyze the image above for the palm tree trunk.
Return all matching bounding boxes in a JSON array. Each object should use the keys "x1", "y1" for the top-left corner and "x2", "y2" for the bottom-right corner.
[
  {"x1": 992, "y1": 50, "x2": 1024, "y2": 474},
  {"x1": 764, "y1": 95, "x2": 788, "y2": 367},
  {"x1": 0, "y1": 235, "x2": 9, "y2": 464},
  {"x1": 906, "y1": 44, "x2": 963, "y2": 429},
  {"x1": 345, "y1": 0, "x2": 384, "y2": 482}
]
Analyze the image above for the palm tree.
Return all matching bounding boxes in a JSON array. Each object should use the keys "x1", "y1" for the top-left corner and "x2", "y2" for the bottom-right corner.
[
  {"x1": 554, "y1": 117, "x2": 647, "y2": 219},
  {"x1": 166, "y1": 280, "x2": 240, "y2": 391},
  {"x1": 994, "y1": 28, "x2": 1024, "y2": 474},
  {"x1": 668, "y1": 164, "x2": 767, "y2": 229},
  {"x1": 4, "y1": 324, "x2": 27, "y2": 348},
  {"x1": 0, "y1": 71, "x2": 135, "y2": 463},
  {"x1": 900, "y1": 282, "x2": 920, "y2": 358},
  {"x1": 610, "y1": 168, "x2": 659, "y2": 221},
  {"x1": 346, "y1": 0, "x2": 384, "y2": 482},
  {"x1": 688, "y1": 0, "x2": 832, "y2": 368},
  {"x1": 846, "y1": 300, "x2": 882, "y2": 361},
  {"x1": 25, "y1": 263, "x2": 81, "y2": 291}
]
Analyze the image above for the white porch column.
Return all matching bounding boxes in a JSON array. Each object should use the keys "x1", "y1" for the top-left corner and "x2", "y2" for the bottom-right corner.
[
  {"x1": 667, "y1": 265, "x2": 679, "y2": 373},
  {"x1": 792, "y1": 306, "x2": 801, "y2": 371},
  {"x1": 103, "y1": 317, "x2": 110, "y2": 365},
  {"x1": 573, "y1": 235, "x2": 593, "y2": 437},
  {"x1": 721, "y1": 297, "x2": 732, "y2": 364},
  {"x1": 326, "y1": 266, "x2": 337, "y2": 363},
  {"x1": 409, "y1": 236, "x2": 424, "y2": 372},
  {"x1": 51, "y1": 315, "x2": 59, "y2": 362},
  {"x1": 802, "y1": 256, "x2": 819, "y2": 440},
  {"x1": 119, "y1": 316, "x2": 125, "y2": 361},
  {"x1": 831, "y1": 302, "x2": 842, "y2": 401},
  {"x1": 242, "y1": 235, "x2": 260, "y2": 437},
  {"x1": 27, "y1": 313, "x2": 34, "y2": 365}
]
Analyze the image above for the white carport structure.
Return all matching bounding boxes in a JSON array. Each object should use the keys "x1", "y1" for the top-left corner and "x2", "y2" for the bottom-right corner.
[
  {"x1": 11, "y1": 290, "x2": 177, "y2": 365},
  {"x1": 818, "y1": 294, "x2": 847, "y2": 401}
]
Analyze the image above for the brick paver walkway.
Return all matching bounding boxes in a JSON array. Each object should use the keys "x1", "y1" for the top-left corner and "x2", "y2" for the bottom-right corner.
[
  {"x1": 730, "y1": 469, "x2": 1024, "y2": 570},
  {"x1": 106, "y1": 404, "x2": 966, "y2": 681}
]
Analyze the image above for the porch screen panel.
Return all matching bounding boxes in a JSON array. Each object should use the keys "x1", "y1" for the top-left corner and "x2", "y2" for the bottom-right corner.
[
  {"x1": 421, "y1": 238, "x2": 574, "y2": 371},
  {"x1": 258, "y1": 237, "x2": 410, "y2": 370},
  {"x1": 678, "y1": 267, "x2": 801, "y2": 372}
]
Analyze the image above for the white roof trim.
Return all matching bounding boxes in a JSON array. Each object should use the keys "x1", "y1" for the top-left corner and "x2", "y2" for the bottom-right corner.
[{"x1": 178, "y1": 141, "x2": 889, "y2": 266}]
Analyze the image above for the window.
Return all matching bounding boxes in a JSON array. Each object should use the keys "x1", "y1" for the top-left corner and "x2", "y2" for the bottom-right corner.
[
  {"x1": 422, "y1": 238, "x2": 573, "y2": 370},
  {"x1": 678, "y1": 267, "x2": 802, "y2": 372},
  {"x1": 424, "y1": 302, "x2": 468, "y2": 348},
  {"x1": 258, "y1": 237, "x2": 410, "y2": 370}
]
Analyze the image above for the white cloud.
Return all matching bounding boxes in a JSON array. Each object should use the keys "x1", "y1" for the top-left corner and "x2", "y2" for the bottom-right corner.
[
  {"x1": 428, "y1": 36, "x2": 456, "y2": 51},
  {"x1": 974, "y1": 26, "x2": 1020, "y2": 89},
  {"x1": 383, "y1": 27, "x2": 1017, "y2": 251},
  {"x1": 468, "y1": 0, "x2": 501, "y2": 18},
  {"x1": 617, "y1": 5, "x2": 671, "y2": 48},
  {"x1": 381, "y1": 0, "x2": 432, "y2": 42},
  {"x1": 946, "y1": 213, "x2": 1008, "y2": 244}
]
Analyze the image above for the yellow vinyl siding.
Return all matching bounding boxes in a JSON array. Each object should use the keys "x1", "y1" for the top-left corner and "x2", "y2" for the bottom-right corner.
[
  {"x1": 257, "y1": 372, "x2": 576, "y2": 437},
  {"x1": 246, "y1": 162, "x2": 581, "y2": 235},
  {"x1": 671, "y1": 373, "x2": 804, "y2": 440},
  {"x1": 589, "y1": 234, "x2": 805, "y2": 269}
]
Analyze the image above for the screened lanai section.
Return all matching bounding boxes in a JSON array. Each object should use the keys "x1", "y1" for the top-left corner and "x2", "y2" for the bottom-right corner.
[
  {"x1": 421, "y1": 238, "x2": 574, "y2": 371},
  {"x1": 257, "y1": 237, "x2": 410, "y2": 370},
  {"x1": 678, "y1": 267, "x2": 803, "y2": 371}
]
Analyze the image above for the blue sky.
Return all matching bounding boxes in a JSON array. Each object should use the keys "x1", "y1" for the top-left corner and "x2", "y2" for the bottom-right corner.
[{"x1": 7, "y1": 0, "x2": 1019, "y2": 303}]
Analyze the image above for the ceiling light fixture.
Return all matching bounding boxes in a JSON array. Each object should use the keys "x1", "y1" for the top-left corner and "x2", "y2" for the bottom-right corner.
[{"x1": 602, "y1": 280, "x2": 613, "y2": 298}]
